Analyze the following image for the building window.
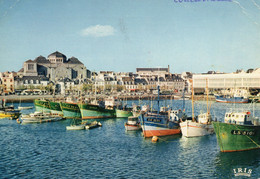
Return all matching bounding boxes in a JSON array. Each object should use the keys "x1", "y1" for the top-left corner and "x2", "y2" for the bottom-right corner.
[{"x1": 28, "y1": 64, "x2": 34, "y2": 70}]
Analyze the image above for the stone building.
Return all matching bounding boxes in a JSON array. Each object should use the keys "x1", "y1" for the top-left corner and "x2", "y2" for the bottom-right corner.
[
  {"x1": 20, "y1": 51, "x2": 87, "y2": 81},
  {"x1": 136, "y1": 66, "x2": 170, "y2": 79}
]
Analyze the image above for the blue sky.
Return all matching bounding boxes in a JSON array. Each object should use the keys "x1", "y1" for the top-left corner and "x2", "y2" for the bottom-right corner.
[{"x1": 0, "y1": 0, "x2": 259, "y2": 73}]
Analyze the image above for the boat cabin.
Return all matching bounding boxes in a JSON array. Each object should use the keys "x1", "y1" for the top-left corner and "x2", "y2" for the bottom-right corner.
[
  {"x1": 169, "y1": 109, "x2": 187, "y2": 122},
  {"x1": 224, "y1": 111, "x2": 253, "y2": 125},
  {"x1": 198, "y1": 113, "x2": 212, "y2": 124},
  {"x1": 127, "y1": 116, "x2": 139, "y2": 125},
  {"x1": 105, "y1": 97, "x2": 121, "y2": 108}
]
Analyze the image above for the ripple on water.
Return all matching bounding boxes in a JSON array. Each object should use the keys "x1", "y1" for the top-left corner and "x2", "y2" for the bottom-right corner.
[{"x1": 1, "y1": 101, "x2": 260, "y2": 178}]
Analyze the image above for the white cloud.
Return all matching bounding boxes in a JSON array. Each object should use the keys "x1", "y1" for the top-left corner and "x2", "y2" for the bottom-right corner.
[{"x1": 81, "y1": 25, "x2": 115, "y2": 37}]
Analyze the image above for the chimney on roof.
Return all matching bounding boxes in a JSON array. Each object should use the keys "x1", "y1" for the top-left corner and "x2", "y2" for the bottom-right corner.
[{"x1": 168, "y1": 65, "x2": 170, "y2": 73}]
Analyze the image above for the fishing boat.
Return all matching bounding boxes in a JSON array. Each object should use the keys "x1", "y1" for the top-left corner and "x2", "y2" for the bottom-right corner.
[
  {"x1": 34, "y1": 99, "x2": 51, "y2": 113},
  {"x1": 78, "y1": 100, "x2": 116, "y2": 119},
  {"x1": 60, "y1": 97, "x2": 81, "y2": 118},
  {"x1": 125, "y1": 116, "x2": 141, "y2": 131},
  {"x1": 0, "y1": 109, "x2": 21, "y2": 120},
  {"x1": 213, "y1": 110, "x2": 260, "y2": 152},
  {"x1": 78, "y1": 97, "x2": 118, "y2": 119},
  {"x1": 215, "y1": 89, "x2": 249, "y2": 103},
  {"x1": 116, "y1": 105, "x2": 133, "y2": 118},
  {"x1": 19, "y1": 111, "x2": 63, "y2": 124},
  {"x1": 180, "y1": 114, "x2": 214, "y2": 137},
  {"x1": 138, "y1": 86, "x2": 181, "y2": 138},
  {"x1": 49, "y1": 101, "x2": 63, "y2": 116},
  {"x1": 0, "y1": 100, "x2": 21, "y2": 119},
  {"x1": 180, "y1": 79, "x2": 214, "y2": 137},
  {"x1": 215, "y1": 94, "x2": 248, "y2": 103},
  {"x1": 85, "y1": 121, "x2": 102, "y2": 129},
  {"x1": 116, "y1": 97, "x2": 132, "y2": 118}
]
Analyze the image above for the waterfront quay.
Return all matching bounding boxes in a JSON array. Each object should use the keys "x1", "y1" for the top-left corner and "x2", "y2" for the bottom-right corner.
[{"x1": 0, "y1": 93, "x2": 218, "y2": 103}]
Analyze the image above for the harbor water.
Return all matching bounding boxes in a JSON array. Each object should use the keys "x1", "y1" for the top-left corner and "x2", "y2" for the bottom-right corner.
[{"x1": 0, "y1": 100, "x2": 259, "y2": 178}]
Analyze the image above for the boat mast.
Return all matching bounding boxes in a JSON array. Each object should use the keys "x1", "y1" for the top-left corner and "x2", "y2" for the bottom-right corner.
[
  {"x1": 206, "y1": 78, "x2": 209, "y2": 114},
  {"x1": 157, "y1": 85, "x2": 160, "y2": 114},
  {"x1": 94, "y1": 73, "x2": 97, "y2": 103},
  {"x1": 192, "y1": 79, "x2": 195, "y2": 122},
  {"x1": 182, "y1": 87, "x2": 185, "y2": 111},
  {"x1": 157, "y1": 69, "x2": 160, "y2": 114}
]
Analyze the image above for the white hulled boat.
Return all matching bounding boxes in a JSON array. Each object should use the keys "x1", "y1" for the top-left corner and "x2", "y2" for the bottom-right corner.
[
  {"x1": 180, "y1": 113, "x2": 214, "y2": 137},
  {"x1": 125, "y1": 116, "x2": 141, "y2": 131},
  {"x1": 66, "y1": 124, "x2": 85, "y2": 130},
  {"x1": 19, "y1": 111, "x2": 63, "y2": 124},
  {"x1": 180, "y1": 79, "x2": 214, "y2": 137}
]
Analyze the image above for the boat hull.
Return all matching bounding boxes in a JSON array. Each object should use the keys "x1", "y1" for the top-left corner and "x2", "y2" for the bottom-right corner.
[
  {"x1": 60, "y1": 102, "x2": 81, "y2": 118},
  {"x1": 49, "y1": 101, "x2": 63, "y2": 116},
  {"x1": 213, "y1": 122, "x2": 260, "y2": 152},
  {"x1": 139, "y1": 113, "x2": 181, "y2": 138},
  {"x1": 78, "y1": 103, "x2": 115, "y2": 119},
  {"x1": 0, "y1": 111, "x2": 21, "y2": 119},
  {"x1": 180, "y1": 121, "x2": 214, "y2": 137},
  {"x1": 34, "y1": 100, "x2": 51, "y2": 113},
  {"x1": 18, "y1": 106, "x2": 33, "y2": 110},
  {"x1": 125, "y1": 123, "x2": 141, "y2": 131},
  {"x1": 66, "y1": 125, "x2": 85, "y2": 130},
  {"x1": 21, "y1": 117, "x2": 63, "y2": 124},
  {"x1": 215, "y1": 95, "x2": 248, "y2": 103},
  {"x1": 116, "y1": 109, "x2": 133, "y2": 118}
]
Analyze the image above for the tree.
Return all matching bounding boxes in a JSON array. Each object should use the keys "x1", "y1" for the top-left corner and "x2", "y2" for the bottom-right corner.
[
  {"x1": 45, "y1": 83, "x2": 54, "y2": 94},
  {"x1": 116, "y1": 85, "x2": 122, "y2": 92},
  {"x1": 28, "y1": 85, "x2": 35, "y2": 90},
  {"x1": 82, "y1": 83, "x2": 93, "y2": 93}
]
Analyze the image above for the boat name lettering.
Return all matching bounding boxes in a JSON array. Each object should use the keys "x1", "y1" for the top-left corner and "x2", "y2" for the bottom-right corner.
[
  {"x1": 231, "y1": 130, "x2": 255, "y2": 136},
  {"x1": 147, "y1": 118, "x2": 161, "y2": 122}
]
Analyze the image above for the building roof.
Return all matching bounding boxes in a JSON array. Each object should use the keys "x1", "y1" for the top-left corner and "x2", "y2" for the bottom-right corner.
[
  {"x1": 67, "y1": 57, "x2": 83, "y2": 64},
  {"x1": 122, "y1": 77, "x2": 133, "y2": 82},
  {"x1": 15, "y1": 76, "x2": 49, "y2": 82},
  {"x1": 134, "y1": 78, "x2": 148, "y2": 85},
  {"x1": 136, "y1": 67, "x2": 169, "y2": 73},
  {"x1": 34, "y1": 56, "x2": 50, "y2": 63},
  {"x1": 253, "y1": 68, "x2": 260, "y2": 74},
  {"x1": 18, "y1": 68, "x2": 24, "y2": 72},
  {"x1": 25, "y1": 59, "x2": 36, "y2": 63},
  {"x1": 48, "y1": 51, "x2": 67, "y2": 59}
]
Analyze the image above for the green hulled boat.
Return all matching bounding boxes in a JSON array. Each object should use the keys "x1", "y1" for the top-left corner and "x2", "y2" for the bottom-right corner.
[
  {"x1": 115, "y1": 108, "x2": 133, "y2": 118},
  {"x1": 60, "y1": 102, "x2": 81, "y2": 119},
  {"x1": 78, "y1": 103, "x2": 116, "y2": 119},
  {"x1": 49, "y1": 101, "x2": 63, "y2": 116},
  {"x1": 34, "y1": 99, "x2": 51, "y2": 113},
  {"x1": 213, "y1": 111, "x2": 260, "y2": 152}
]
